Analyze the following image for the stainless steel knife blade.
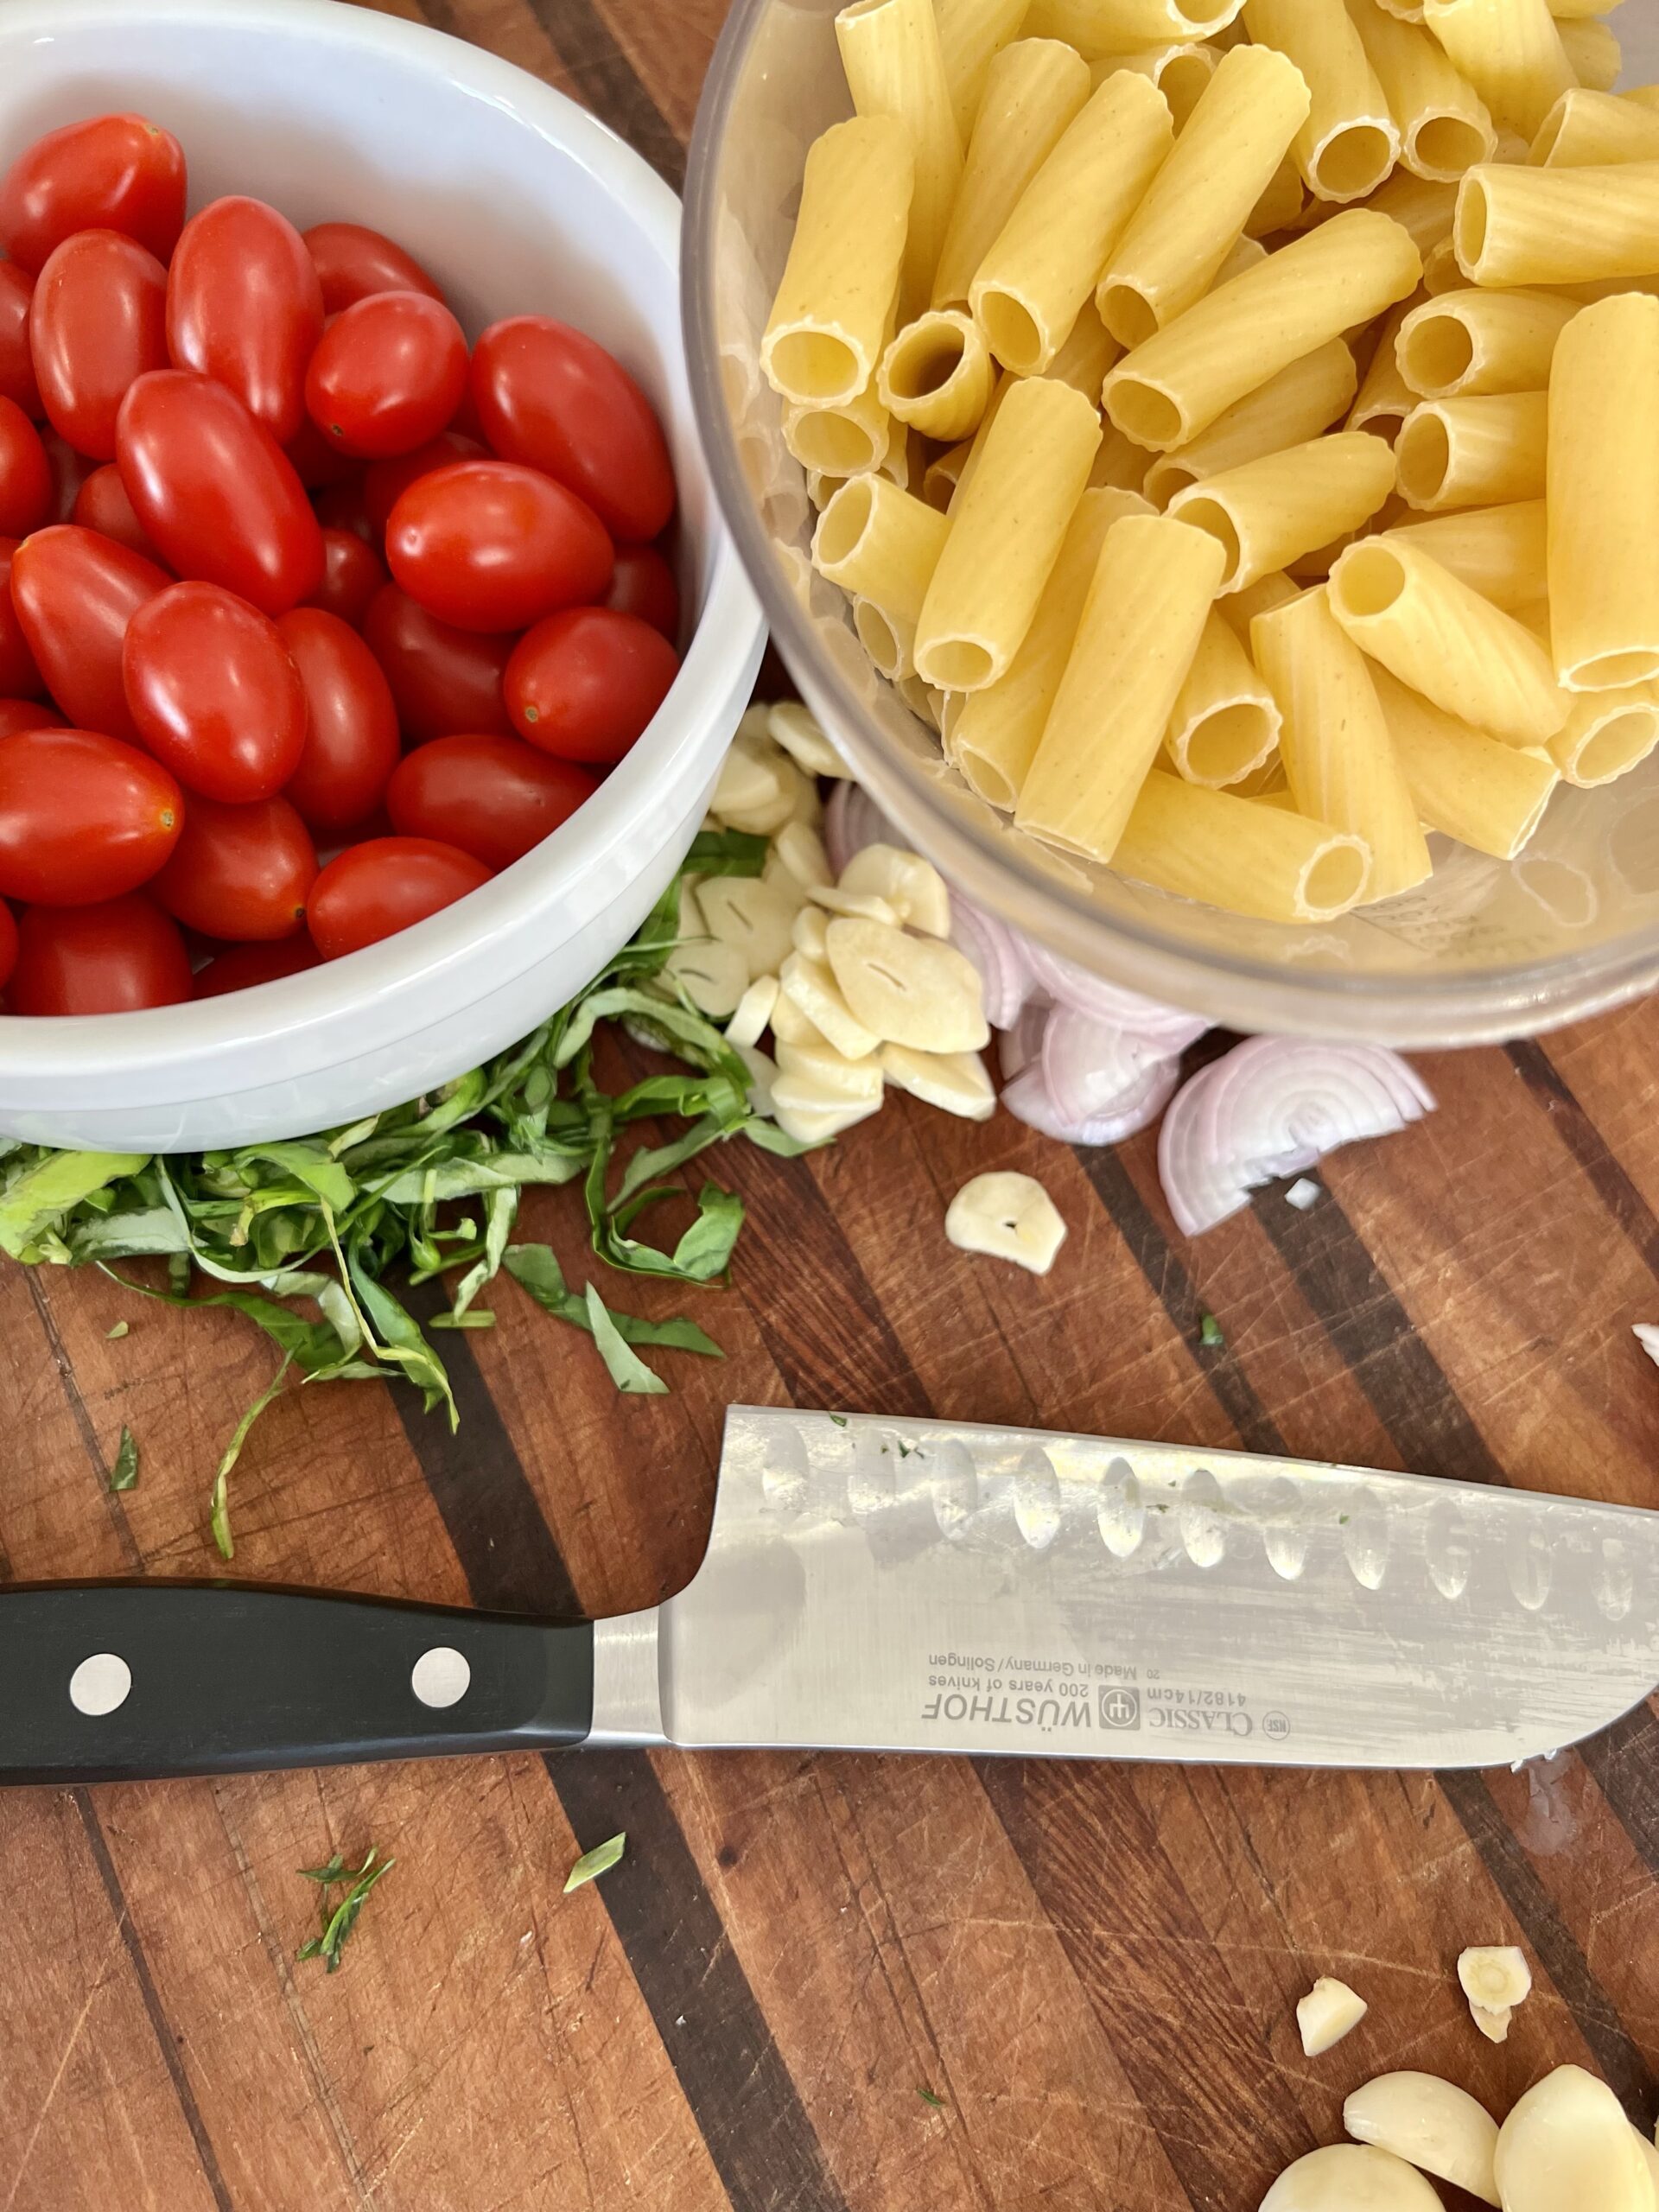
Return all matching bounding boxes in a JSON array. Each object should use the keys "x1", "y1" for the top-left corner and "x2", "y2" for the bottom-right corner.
[{"x1": 589, "y1": 1406, "x2": 1659, "y2": 1767}]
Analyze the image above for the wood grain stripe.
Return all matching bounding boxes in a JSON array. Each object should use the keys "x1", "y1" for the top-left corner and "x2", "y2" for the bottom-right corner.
[
  {"x1": 1509, "y1": 1039, "x2": 1659, "y2": 1280},
  {"x1": 393, "y1": 1281, "x2": 850, "y2": 2212},
  {"x1": 522, "y1": 0, "x2": 685, "y2": 182},
  {"x1": 72, "y1": 1792, "x2": 236, "y2": 2212}
]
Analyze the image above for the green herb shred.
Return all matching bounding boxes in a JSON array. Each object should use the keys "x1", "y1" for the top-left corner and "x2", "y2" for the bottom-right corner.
[
  {"x1": 564, "y1": 1833, "x2": 626, "y2": 1892},
  {"x1": 109, "y1": 1426, "x2": 138, "y2": 1492},
  {"x1": 296, "y1": 1847, "x2": 394, "y2": 1974}
]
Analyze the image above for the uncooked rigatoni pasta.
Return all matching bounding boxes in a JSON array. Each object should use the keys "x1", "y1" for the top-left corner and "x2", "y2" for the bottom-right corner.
[
  {"x1": 1383, "y1": 499, "x2": 1548, "y2": 608},
  {"x1": 1395, "y1": 391, "x2": 1548, "y2": 509},
  {"x1": 811, "y1": 474, "x2": 952, "y2": 621},
  {"x1": 1143, "y1": 340, "x2": 1357, "y2": 505},
  {"x1": 1164, "y1": 609, "x2": 1281, "y2": 788},
  {"x1": 1167, "y1": 431, "x2": 1399, "y2": 592},
  {"x1": 836, "y1": 0, "x2": 963, "y2": 308},
  {"x1": 1395, "y1": 289, "x2": 1576, "y2": 397},
  {"x1": 1531, "y1": 87, "x2": 1659, "y2": 168},
  {"x1": 1454, "y1": 160, "x2": 1659, "y2": 284},
  {"x1": 760, "y1": 118, "x2": 912, "y2": 407},
  {"x1": 1344, "y1": 0, "x2": 1496, "y2": 182},
  {"x1": 1111, "y1": 772, "x2": 1371, "y2": 922},
  {"x1": 877, "y1": 309, "x2": 995, "y2": 440},
  {"x1": 931, "y1": 37, "x2": 1090, "y2": 311},
  {"x1": 1422, "y1": 0, "x2": 1573, "y2": 139},
  {"x1": 1369, "y1": 664, "x2": 1559, "y2": 855},
  {"x1": 1243, "y1": 0, "x2": 1399, "y2": 202}
]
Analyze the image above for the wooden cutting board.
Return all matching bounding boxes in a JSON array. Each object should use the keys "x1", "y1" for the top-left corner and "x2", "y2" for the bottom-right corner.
[{"x1": 3, "y1": 4, "x2": 1658, "y2": 2206}]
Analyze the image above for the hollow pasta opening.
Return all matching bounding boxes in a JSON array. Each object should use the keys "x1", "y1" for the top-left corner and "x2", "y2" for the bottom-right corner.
[
  {"x1": 813, "y1": 476, "x2": 876, "y2": 569},
  {"x1": 767, "y1": 329, "x2": 860, "y2": 405},
  {"x1": 852, "y1": 597, "x2": 907, "y2": 678},
  {"x1": 1455, "y1": 178, "x2": 1490, "y2": 271},
  {"x1": 791, "y1": 408, "x2": 882, "y2": 474},
  {"x1": 1529, "y1": 102, "x2": 1569, "y2": 168},
  {"x1": 1142, "y1": 457, "x2": 1198, "y2": 507},
  {"x1": 976, "y1": 290, "x2": 1044, "y2": 376},
  {"x1": 1099, "y1": 282, "x2": 1160, "y2": 353},
  {"x1": 1574, "y1": 707, "x2": 1659, "y2": 785},
  {"x1": 1411, "y1": 116, "x2": 1490, "y2": 181},
  {"x1": 1395, "y1": 410, "x2": 1451, "y2": 505},
  {"x1": 1572, "y1": 650, "x2": 1659, "y2": 693},
  {"x1": 1302, "y1": 839, "x2": 1369, "y2": 917},
  {"x1": 1184, "y1": 703, "x2": 1274, "y2": 788},
  {"x1": 1311, "y1": 124, "x2": 1394, "y2": 203},
  {"x1": 1399, "y1": 312, "x2": 1474, "y2": 397},
  {"x1": 884, "y1": 319, "x2": 968, "y2": 402},
  {"x1": 1332, "y1": 543, "x2": 1407, "y2": 620},
  {"x1": 920, "y1": 638, "x2": 995, "y2": 691},
  {"x1": 921, "y1": 448, "x2": 968, "y2": 512},
  {"x1": 1159, "y1": 52, "x2": 1215, "y2": 128},
  {"x1": 1173, "y1": 496, "x2": 1243, "y2": 588},
  {"x1": 1107, "y1": 378, "x2": 1185, "y2": 449},
  {"x1": 954, "y1": 741, "x2": 1019, "y2": 810}
]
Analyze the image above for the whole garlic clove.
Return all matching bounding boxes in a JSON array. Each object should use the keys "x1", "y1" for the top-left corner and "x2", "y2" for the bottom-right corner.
[
  {"x1": 661, "y1": 938, "x2": 748, "y2": 1018},
  {"x1": 791, "y1": 906, "x2": 830, "y2": 962},
  {"x1": 768, "y1": 699, "x2": 852, "y2": 779},
  {"x1": 1343, "y1": 2072, "x2": 1500, "y2": 2207},
  {"x1": 770, "y1": 820, "x2": 834, "y2": 892},
  {"x1": 1470, "y1": 2005, "x2": 1511, "y2": 2046},
  {"x1": 1260, "y1": 2145, "x2": 1446, "y2": 2211},
  {"x1": 698, "y1": 875, "x2": 800, "y2": 982},
  {"x1": 825, "y1": 918, "x2": 989, "y2": 1054},
  {"x1": 1458, "y1": 1947, "x2": 1532, "y2": 2014},
  {"x1": 879, "y1": 1043, "x2": 996, "y2": 1121},
  {"x1": 725, "y1": 975, "x2": 779, "y2": 1050},
  {"x1": 777, "y1": 951, "x2": 881, "y2": 1060},
  {"x1": 1494, "y1": 2066, "x2": 1654, "y2": 2212},
  {"x1": 1633, "y1": 2127, "x2": 1659, "y2": 2199},
  {"x1": 1297, "y1": 1978, "x2": 1368, "y2": 2058},
  {"x1": 945, "y1": 1173, "x2": 1067, "y2": 1275},
  {"x1": 838, "y1": 843, "x2": 952, "y2": 936}
]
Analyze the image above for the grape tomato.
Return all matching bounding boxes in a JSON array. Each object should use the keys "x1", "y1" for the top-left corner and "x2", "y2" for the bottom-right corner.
[
  {"x1": 0, "y1": 725, "x2": 182, "y2": 905},
  {"x1": 386, "y1": 734, "x2": 596, "y2": 870},
  {"x1": 385, "y1": 459, "x2": 613, "y2": 633},
  {"x1": 304, "y1": 290, "x2": 468, "y2": 461},
  {"x1": 193, "y1": 934, "x2": 321, "y2": 997},
  {"x1": 605, "y1": 541, "x2": 679, "y2": 639},
  {"x1": 305, "y1": 527, "x2": 387, "y2": 629},
  {"x1": 505, "y1": 606, "x2": 679, "y2": 765},
  {"x1": 10, "y1": 523, "x2": 170, "y2": 741},
  {"x1": 0, "y1": 895, "x2": 14, "y2": 993},
  {"x1": 29, "y1": 227, "x2": 168, "y2": 460},
  {"x1": 10, "y1": 893, "x2": 192, "y2": 1014},
  {"x1": 166, "y1": 196, "x2": 323, "y2": 445},
  {"x1": 303, "y1": 222, "x2": 442, "y2": 315},
  {"x1": 0, "y1": 114, "x2": 187, "y2": 275},
  {"x1": 73, "y1": 462, "x2": 158, "y2": 558},
  {"x1": 124, "y1": 581, "x2": 308, "y2": 803},
  {"x1": 277, "y1": 606, "x2": 400, "y2": 834},
  {"x1": 0, "y1": 698, "x2": 54, "y2": 737},
  {"x1": 0, "y1": 394, "x2": 49, "y2": 536},
  {"x1": 0, "y1": 262, "x2": 39, "y2": 418},
  {"x1": 308, "y1": 835, "x2": 492, "y2": 959},
  {"x1": 40, "y1": 424, "x2": 92, "y2": 522},
  {"x1": 362, "y1": 429, "x2": 483, "y2": 535},
  {"x1": 360, "y1": 582, "x2": 513, "y2": 743},
  {"x1": 150, "y1": 791, "x2": 317, "y2": 941},
  {"x1": 0, "y1": 538, "x2": 42, "y2": 697}
]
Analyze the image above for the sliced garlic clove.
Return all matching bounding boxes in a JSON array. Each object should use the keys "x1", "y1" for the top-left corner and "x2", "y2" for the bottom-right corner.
[
  {"x1": 1260, "y1": 2145, "x2": 1446, "y2": 2212},
  {"x1": 785, "y1": 764, "x2": 824, "y2": 829},
  {"x1": 768, "y1": 699, "x2": 851, "y2": 779},
  {"x1": 1297, "y1": 1977, "x2": 1368, "y2": 2058},
  {"x1": 733, "y1": 1041, "x2": 777, "y2": 1117},
  {"x1": 770, "y1": 820, "x2": 833, "y2": 892},
  {"x1": 773, "y1": 1039, "x2": 885, "y2": 1109},
  {"x1": 772, "y1": 1073, "x2": 884, "y2": 1125},
  {"x1": 791, "y1": 905, "x2": 830, "y2": 961},
  {"x1": 676, "y1": 875, "x2": 706, "y2": 939},
  {"x1": 709, "y1": 734, "x2": 789, "y2": 828},
  {"x1": 772, "y1": 1096, "x2": 878, "y2": 1145},
  {"x1": 736, "y1": 702, "x2": 773, "y2": 746},
  {"x1": 945, "y1": 1172, "x2": 1067, "y2": 1275},
  {"x1": 825, "y1": 917, "x2": 989, "y2": 1054},
  {"x1": 808, "y1": 882, "x2": 904, "y2": 925},
  {"x1": 661, "y1": 938, "x2": 747, "y2": 1018},
  {"x1": 1470, "y1": 2005, "x2": 1511, "y2": 2045},
  {"x1": 1344, "y1": 2072, "x2": 1500, "y2": 2207},
  {"x1": 1495, "y1": 2066, "x2": 1654, "y2": 2212},
  {"x1": 1458, "y1": 1947, "x2": 1532, "y2": 2013},
  {"x1": 697, "y1": 874, "x2": 800, "y2": 982},
  {"x1": 879, "y1": 1043, "x2": 995, "y2": 1121},
  {"x1": 777, "y1": 950, "x2": 881, "y2": 1060},
  {"x1": 838, "y1": 843, "x2": 952, "y2": 937},
  {"x1": 769, "y1": 986, "x2": 830, "y2": 1048},
  {"x1": 726, "y1": 974, "x2": 779, "y2": 1050}
]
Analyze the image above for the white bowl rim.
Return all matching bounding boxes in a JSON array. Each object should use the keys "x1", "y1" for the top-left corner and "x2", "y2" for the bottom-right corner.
[{"x1": 0, "y1": 0, "x2": 765, "y2": 1080}]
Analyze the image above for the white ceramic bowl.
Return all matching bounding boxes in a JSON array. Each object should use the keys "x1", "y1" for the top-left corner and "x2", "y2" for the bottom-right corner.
[{"x1": 0, "y1": 0, "x2": 765, "y2": 1150}]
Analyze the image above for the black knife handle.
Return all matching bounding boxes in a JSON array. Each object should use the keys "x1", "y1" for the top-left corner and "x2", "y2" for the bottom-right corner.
[{"x1": 0, "y1": 1581, "x2": 594, "y2": 1785}]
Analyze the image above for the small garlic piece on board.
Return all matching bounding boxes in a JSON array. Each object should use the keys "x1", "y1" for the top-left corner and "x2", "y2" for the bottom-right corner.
[
  {"x1": 1344, "y1": 2073, "x2": 1499, "y2": 2207},
  {"x1": 1458, "y1": 1947, "x2": 1532, "y2": 2014},
  {"x1": 825, "y1": 918, "x2": 989, "y2": 1053},
  {"x1": 1494, "y1": 2066, "x2": 1655, "y2": 2212},
  {"x1": 1297, "y1": 1977, "x2": 1368, "y2": 2058},
  {"x1": 945, "y1": 1173, "x2": 1066, "y2": 1274},
  {"x1": 1259, "y1": 2144, "x2": 1445, "y2": 2211},
  {"x1": 1471, "y1": 2005, "x2": 1511, "y2": 2045}
]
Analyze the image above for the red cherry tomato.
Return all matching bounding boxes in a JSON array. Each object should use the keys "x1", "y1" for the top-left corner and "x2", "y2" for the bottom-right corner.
[
  {"x1": 0, "y1": 262, "x2": 39, "y2": 418},
  {"x1": 0, "y1": 115, "x2": 187, "y2": 276},
  {"x1": 149, "y1": 792, "x2": 316, "y2": 941},
  {"x1": 193, "y1": 934, "x2": 321, "y2": 997},
  {"x1": 10, "y1": 524, "x2": 169, "y2": 740},
  {"x1": 0, "y1": 895, "x2": 14, "y2": 991},
  {"x1": 117, "y1": 370, "x2": 324, "y2": 616},
  {"x1": 72, "y1": 462, "x2": 158, "y2": 558},
  {"x1": 285, "y1": 413, "x2": 363, "y2": 492},
  {"x1": 123, "y1": 581, "x2": 308, "y2": 803},
  {"x1": 362, "y1": 430, "x2": 484, "y2": 536},
  {"x1": 386, "y1": 734, "x2": 596, "y2": 870},
  {"x1": 29, "y1": 229, "x2": 168, "y2": 461},
  {"x1": 41, "y1": 426, "x2": 92, "y2": 522},
  {"x1": 0, "y1": 725, "x2": 182, "y2": 904},
  {"x1": 313, "y1": 474, "x2": 374, "y2": 543},
  {"x1": 0, "y1": 698, "x2": 54, "y2": 737},
  {"x1": 0, "y1": 396, "x2": 49, "y2": 535},
  {"x1": 0, "y1": 539, "x2": 42, "y2": 697},
  {"x1": 471, "y1": 316, "x2": 675, "y2": 543},
  {"x1": 276, "y1": 606, "x2": 400, "y2": 834},
  {"x1": 386, "y1": 461, "x2": 612, "y2": 635},
  {"x1": 302, "y1": 222, "x2": 442, "y2": 315},
  {"x1": 505, "y1": 607, "x2": 679, "y2": 765},
  {"x1": 302, "y1": 526, "x2": 387, "y2": 630},
  {"x1": 167, "y1": 197, "x2": 324, "y2": 446},
  {"x1": 304, "y1": 291, "x2": 468, "y2": 461},
  {"x1": 605, "y1": 541, "x2": 679, "y2": 639},
  {"x1": 360, "y1": 582, "x2": 513, "y2": 743},
  {"x1": 309, "y1": 836, "x2": 491, "y2": 959},
  {"x1": 10, "y1": 893, "x2": 191, "y2": 1014}
]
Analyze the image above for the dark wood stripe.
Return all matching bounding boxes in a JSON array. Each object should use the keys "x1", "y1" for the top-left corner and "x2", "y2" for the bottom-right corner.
[
  {"x1": 1508, "y1": 1039, "x2": 1659, "y2": 1280},
  {"x1": 394, "y1": 1281, "x2": 848, "y2": 2212},
  {"x1": 1575, "y1": 1699, "x2": 1659, "y2": 1881},
  {"x1": 522, "y1": 0, "x2": 686, "y2": 185},
  {"x1": 73, "y1": 1790, "x2": 237, "y2": 2212},
  {"x1": 1437, "y1": 1768, "x2": 1657, "y2": 2119}
]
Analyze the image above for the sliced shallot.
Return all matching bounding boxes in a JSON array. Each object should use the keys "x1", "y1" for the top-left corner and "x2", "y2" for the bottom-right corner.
[
  {"x1": 1020, "y1": 938, "x2": 1211, "y2": 1052},
  {"x1": 1038, "y1": 1007, "x2": 1182, "y2": 1142},
  {"x1": 823, "y1": 777, "x2": 893, "y2": 874},
  {"x1": 949, "y1": 889, "x2": 1038, "y2": 1031},
  {"x1": 1158, "y1": 1039, "x2": 1435, "y2": 1237}
]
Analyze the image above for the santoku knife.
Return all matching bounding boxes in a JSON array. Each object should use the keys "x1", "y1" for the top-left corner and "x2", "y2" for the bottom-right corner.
[{"x1": 1, "y1": 1405, "x2": 1652, "y2": 1783}]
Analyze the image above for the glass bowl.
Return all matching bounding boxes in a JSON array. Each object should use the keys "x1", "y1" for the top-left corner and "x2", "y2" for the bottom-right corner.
[{"x1": 683, "y1": 0, "x2": 1659, "y2": 1045}]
